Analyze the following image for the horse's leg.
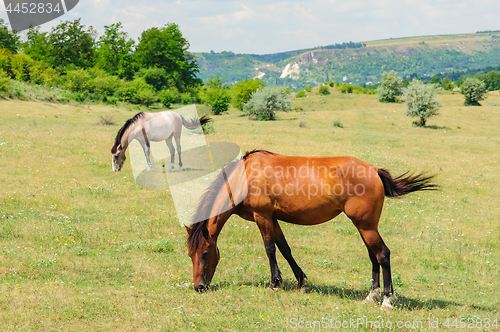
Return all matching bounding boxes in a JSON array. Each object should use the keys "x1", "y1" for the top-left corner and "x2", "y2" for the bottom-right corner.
[
  {"x1": 140, "y1": 141, "x2": 152, "y2": 170},
  {"x1": 254, "y1": 212, "x2": 282, "y2": 289},
  {"x1": 272, "y1": 219, "x2": 307, "y2": 290},
  {"x1": 361, "y1": 246, "x2": 381, "y2": 304},
  {"x1": 173, "y1": 127, "x2": 183, "y2": 171},
  {"x1": 165, "y1": 134, "x2": 175, "y2": 172},
  {"x1": 357, "y1": 229, "x2": 394, "y2": 309}
]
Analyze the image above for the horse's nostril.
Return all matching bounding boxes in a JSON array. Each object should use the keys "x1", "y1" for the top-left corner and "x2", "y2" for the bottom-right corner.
[{"x1": 196, "y1": 284, "x2": 206, "y2": 292}]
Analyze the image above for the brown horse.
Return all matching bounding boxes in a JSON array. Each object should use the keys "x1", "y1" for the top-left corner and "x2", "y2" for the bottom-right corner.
[{"x1": 186, "y1": 150, "x2": 436, "y2": 309}]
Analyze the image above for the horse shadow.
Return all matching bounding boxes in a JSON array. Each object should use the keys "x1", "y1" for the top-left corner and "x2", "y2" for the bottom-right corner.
[{"x1": 210, "y1": 280, "x2": 493, "y2": 312}]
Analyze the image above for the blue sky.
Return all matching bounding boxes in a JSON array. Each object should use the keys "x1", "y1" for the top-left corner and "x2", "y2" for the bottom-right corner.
[{"x1": 2, "y1": 0, "x2": 499, "y2": 54}]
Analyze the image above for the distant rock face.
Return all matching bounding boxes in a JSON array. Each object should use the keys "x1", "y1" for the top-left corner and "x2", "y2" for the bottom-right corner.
[{"x1": 280, "y1": 63, "x2": 300, "y2": 79}]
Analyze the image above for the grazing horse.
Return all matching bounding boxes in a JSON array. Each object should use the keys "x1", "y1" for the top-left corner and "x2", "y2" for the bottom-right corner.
[
  {"x1": 111, "y1": 111, "x2": 210, "y2": 172},
  {"x1": 186, "y1": 150, "x2": 436, "y2": 309}
]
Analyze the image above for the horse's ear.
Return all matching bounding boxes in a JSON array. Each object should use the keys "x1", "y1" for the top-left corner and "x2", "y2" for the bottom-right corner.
[
  {"x1": 117, "y1": 144, "x2": 122, "y2": 152},
  {"x1": 185, "y1": 226, "x2": 192, "y2": 235},
  {"x1": 201, "y1": 225, "x2": 209, "y2": 239}
]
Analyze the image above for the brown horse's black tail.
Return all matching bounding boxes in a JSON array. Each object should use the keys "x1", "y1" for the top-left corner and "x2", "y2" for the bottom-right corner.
[
  {"x1": 377, "y1": 169, "x2": 438, "y2": 197},
  {"x1": 181, "y1": 114, "x2": 212, "y2": 130}
]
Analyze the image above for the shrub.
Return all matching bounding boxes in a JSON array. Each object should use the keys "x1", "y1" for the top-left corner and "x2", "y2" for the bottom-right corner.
[
  {"x1": 0, "y1": 69, "x2": 11, "y2": 92},
  {"x1": 92, "y1": 75, "x2": 122, "y2": 96},
  {"x1": 339, "y1": 84, "x2": 353, "y2": 94},
  {"x1": 296, "y1": 90, "x2": 306, "y2": 98},
  {"x1": 328, "y1": 80, "x2": 334, "y2": 87},
  {"x1": 10, "y1": 53, "x2": 34, "y2": 82},
  {"x1": 180, "y1": 92, "x2": 192, "y2": 104},
  {"x1": 304, "y1": 85, "x2": 311, "y2": 92},
  {"x1": 377, "y1": 71, "x2": 402, "y2": 103},
  {"x1": 403, "y1": 79, "x2": 441, "y2": 126},
  {"x1": 63, "y1": 69, "x2": 92, "y2": 92},
  {"x1": 136, "y1": 87, "x2": 157, "y2": 106},
  {"x1": 318, "y1": 85, "x2": 330, "y2": 95},
  {"x1": 158, "y1": 88, "x2": 179, "y2": 108},
  {"x1": 202, "y1": 76, "x2": 231, "y2": 115},
  {"x1": 119, "y1": 77, "x2": 153, "y2": 104},
  {"x1": 243, "y1": 86, "x2": 291, "y2": 120},
  {"x1": 230, "y1": 78, "x2": 265, "y2": 110},
  {"x1": 134, "y1": 67, "x2": 170, "y2": 91},
  {"x1": 333, "y1": 119, "x2": 344, "y2": 128},
  {"x1": 461, "y1": 78, "x2": 487, "y2": 106}
]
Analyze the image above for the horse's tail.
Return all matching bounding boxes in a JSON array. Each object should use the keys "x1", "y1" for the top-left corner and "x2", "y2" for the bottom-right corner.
[
  {"x1": 377, "y1": 168, "x2": 437, "y2": 197},
  {"x1": 181, "y1": 114, "x2": 212, "y2": 130}
]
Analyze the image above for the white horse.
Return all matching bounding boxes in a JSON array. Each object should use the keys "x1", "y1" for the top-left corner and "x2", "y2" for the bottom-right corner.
[{"x1": 111, "y1": 111, "x2": 210, "y2": 172}]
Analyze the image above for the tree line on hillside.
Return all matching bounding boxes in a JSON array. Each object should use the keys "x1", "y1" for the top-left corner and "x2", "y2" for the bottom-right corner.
[{"x1": 0, "y1": 18, "x2": 201, "y2": 105}]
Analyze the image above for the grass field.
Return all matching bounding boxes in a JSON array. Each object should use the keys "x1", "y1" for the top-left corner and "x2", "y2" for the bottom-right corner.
[
  {"x1": 363, "y1": 31, "x2": 500, "y2": 47},
  {"x1": 1, "y1": 89, "x2": 499, "y2": 331}
]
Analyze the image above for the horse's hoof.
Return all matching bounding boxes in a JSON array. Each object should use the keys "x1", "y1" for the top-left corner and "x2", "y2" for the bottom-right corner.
[
  {"x1": 178, "y1": 167, "x2": 183, "y2": 172},
  {"x1": 146, "y1": 167, "x2": 152, "y2": 171},
  {"x1": 380, "y1": 295, "x2": 394, "y2": 310},
  {"x1": 362, "y1": 288, "x2": 381, "y2": 304},
  {"x1": 300, "y1": 285, "x2": 309, "y2": 293}
]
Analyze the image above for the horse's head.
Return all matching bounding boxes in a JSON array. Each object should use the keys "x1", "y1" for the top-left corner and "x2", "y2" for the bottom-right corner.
[
  {"x1": 186, "y1": 224, "x2": 220, "y2": 292},
  {"x1": 111, "y1": 144, "x2": 126, "y2": 172}
]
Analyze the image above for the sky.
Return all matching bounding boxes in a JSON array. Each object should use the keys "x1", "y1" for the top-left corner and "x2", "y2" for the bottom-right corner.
[{"x1": 1, "y1": 0, "x2": 499, "y2": 54}]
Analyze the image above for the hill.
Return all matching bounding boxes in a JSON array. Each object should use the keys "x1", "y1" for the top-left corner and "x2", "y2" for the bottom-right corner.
[{"x1": 194, "y1": 31, "x2": 500, "y2": 88}]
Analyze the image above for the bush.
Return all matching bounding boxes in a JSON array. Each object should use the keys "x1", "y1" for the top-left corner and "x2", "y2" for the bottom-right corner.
[
  {"x1": 92, "y1": 75, "x2": 122, "y2": 96},
  {"x1": 202, "y1": 76, "x2": 231, "y2": 115},
  {"x1": 377, "y1": 71, "x2": 402, "y2": 103},
  {"x1": 339, "y1": 84, "x2": 353, "y2": 94},
  {"x1": 461, "y1": 78, "x2": 487, "y2": 106},
  {"x1": 296, "y1": 90, "x2": 306, "y2": 98},
  {"x1": 230, "y1": 78, "x2": 265, "y2": 110},
  {"x1": 318, "y1": 85, "x2": 330, "y2": 95},
  {"x1": 120, "y1": 77, "x2": 153, "y2": 104},
  {"x1": 243, "y1": 86, "x2": 291, "y2": 120},
  {"x1": 333, "y1": 119, "x2": 344, "y2": 128},
  {"x1": 0, "y1": 69, "x2": 11, "y2": 92},
  {"x1": 63, "y1": 69, "x2": 92, "y2": 92},
  {"x1": 180, "y1": 92, "x2": 192, "y2": 104},
  {"x1": 134, "y1": 67, "x2": 170, "y2": 91},
  {"x1": 304, "y1": 85, "x2": 311, "y2": 92},
  {"x1": 10, "y1": 53, "x2": 34, "y2": 82},
  {"x1": 328, "y1": 80, "x2": 334, "y2": 87},
  {"x1": 158, "y1": 88, "x2": 179, "y2": 108},
  {"x1": 136, "y1": 87, "x2": 156, "y2": 106},
  {"x1": 403, "y1": 79, "x2": 441, "y2": 126}
]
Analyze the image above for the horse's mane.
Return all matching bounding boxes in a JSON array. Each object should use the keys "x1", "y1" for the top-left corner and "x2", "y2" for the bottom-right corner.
[
  {"x1": 187, "y1": 149, "x2": 273, "y2": 254},
  {"x1": 111, "y1": 112, "x2": 145, "y2": 153}
]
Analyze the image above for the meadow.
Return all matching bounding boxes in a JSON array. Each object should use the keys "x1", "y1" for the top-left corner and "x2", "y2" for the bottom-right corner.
[{"x1": 1, "y1": 88, "x2": 499, "y2": 331}]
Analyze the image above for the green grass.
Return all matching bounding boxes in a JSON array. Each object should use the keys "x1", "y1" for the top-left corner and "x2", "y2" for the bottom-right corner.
[{"x1": 1, "y1": 90, "x2": 500, "y2": 330}]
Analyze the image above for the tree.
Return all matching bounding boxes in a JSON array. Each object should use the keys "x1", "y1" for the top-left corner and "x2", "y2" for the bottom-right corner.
[
  {"x1": 0, "y1": 19, "x2": 21, "y2": 53},
  {"x1": 430, "y1": 76, "x2": 442, "y2": 85},
  {"x1": 134, "y1": 24, "x2": 201, "y2": 90},
  {"x1": 230, "y1": 78, "x2": 265, "y2": 110},
  {"x1": 461, "y1": 78, "x2": 487, "y2": 106},
  {"x1": 403, "y1": 79, "x2": 441, "y2": 127},
  {"x1": 96, "y1": 23, "x2": 135, "y2": 78},
  {"x1": 318, "y1": 85, "x2": 330, "y2": 95},
  {"x1": 22, "y1": 26, "x2": 49, "y2": 62},
  {"x1": 481, "y1": 71, "x2": 500, "y2": 91},
  {"x1": 243, "y1": 86, "x2": 291, "y2": 120},
  {"x1": 377, "y1": 71, "x2": 402, "y2": 103},
  {"x1": 441, "y1": 77, "x2": 454, "y2": 90},
  {"x1": 202, "y1": 76, "x2": 231, "y2": 115},
  {"x1": 47, "y1": 19, "x2": 97, "y2": 69}
]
